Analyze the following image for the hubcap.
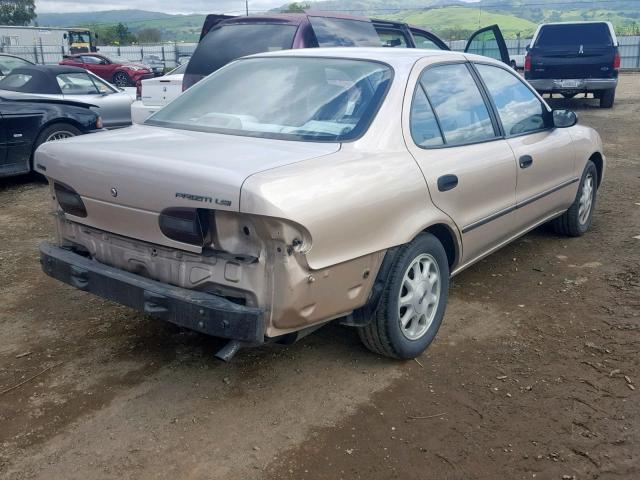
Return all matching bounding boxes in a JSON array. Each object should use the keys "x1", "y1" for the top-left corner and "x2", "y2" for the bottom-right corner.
[
  {"x1": 398, "y1": 253, "x2": 441, "y2": 341},
  {"x1": 45, "y1": 131, "x2": 74, "y2": 142},
  {"x1": 578, "y1": 173, "x2": 594, "y2": 225}
]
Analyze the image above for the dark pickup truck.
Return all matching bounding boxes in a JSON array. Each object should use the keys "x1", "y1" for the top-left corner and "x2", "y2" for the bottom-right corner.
[{"x1": 525, "y1": 21, "x2": 620, "y2": 108}]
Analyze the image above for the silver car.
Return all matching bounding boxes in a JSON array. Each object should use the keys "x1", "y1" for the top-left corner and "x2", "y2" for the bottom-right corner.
[{"x1": 0, "y1": 64, "x2": 133, "y2": 128}]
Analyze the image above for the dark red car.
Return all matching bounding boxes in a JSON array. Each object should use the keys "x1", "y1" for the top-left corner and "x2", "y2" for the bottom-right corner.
[
  {"x1": 183, "y1": 12, "x2": 510, "y2": 90},
  {"x1": 59, "y1": 53, "x2": 153, "y2": 87}
]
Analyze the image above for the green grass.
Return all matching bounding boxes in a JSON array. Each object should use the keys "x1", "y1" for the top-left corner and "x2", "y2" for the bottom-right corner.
[{"x1": 380, "y1": 6, "x2": 539, "y2": 39}]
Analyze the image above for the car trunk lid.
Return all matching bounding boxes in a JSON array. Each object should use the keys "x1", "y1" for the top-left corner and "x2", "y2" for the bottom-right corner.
[
  {"x1": 36, "y1": 125, "x2": 339, "y2": 252},
  {"x1": 140, "y1": 74, "x2": 183, "y2": 107}
]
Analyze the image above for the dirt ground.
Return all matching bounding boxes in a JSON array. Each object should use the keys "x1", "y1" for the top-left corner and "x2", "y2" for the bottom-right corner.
[{"x1": 1, "y1": 74, "x2": 638, "y2": 480}]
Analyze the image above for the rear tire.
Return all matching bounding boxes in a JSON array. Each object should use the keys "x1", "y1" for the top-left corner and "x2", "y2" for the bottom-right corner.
[
  {"x1": 32, "y1": 123, "x2": 81, "y2": 172},
  {"x1": 357, "y1": 233, "x2": 449, "y2": 360},
  {"x1": 599, "y1": 88, "x2": 615, "y2": 108},
  {"x1": 550, "y1": 160, "x2": 598, "y2": 237}
]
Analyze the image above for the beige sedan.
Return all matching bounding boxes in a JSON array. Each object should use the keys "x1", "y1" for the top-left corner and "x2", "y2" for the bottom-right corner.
[{"x1": 36, "y1": 48, "x2": 604, "y2": 361}]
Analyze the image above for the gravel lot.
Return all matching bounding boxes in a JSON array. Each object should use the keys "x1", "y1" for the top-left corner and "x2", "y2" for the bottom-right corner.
[{"x1": 1, "y1": 74, "x2": 638, "y2": 480}]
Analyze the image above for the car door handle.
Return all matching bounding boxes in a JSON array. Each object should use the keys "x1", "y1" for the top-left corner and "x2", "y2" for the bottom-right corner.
[
  {"x1": 438, "y1": 174, "x2": 459, "y2": 192},
  {"x1": 519, "y1": 155, "x2": 534, "y2": 169}
]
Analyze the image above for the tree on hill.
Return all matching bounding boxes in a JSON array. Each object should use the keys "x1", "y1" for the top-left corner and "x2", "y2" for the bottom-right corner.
[
  {"x1": 137, "y1": 28, "x2": 162, "y2": 43},
  {"x1": 284, "y1": 2, "x2": 311, "y2": 12},
  {"x1": 89, "y1": 22, "x2": 137, "y2": 45},
  {"x1": 0, "y1": 0, "x2": 36, "y2": 26}
]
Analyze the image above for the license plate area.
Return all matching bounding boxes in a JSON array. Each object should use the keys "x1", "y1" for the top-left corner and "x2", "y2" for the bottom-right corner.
[{"x1": 558, "y1": 79, "x2": 581, "y2": 88}]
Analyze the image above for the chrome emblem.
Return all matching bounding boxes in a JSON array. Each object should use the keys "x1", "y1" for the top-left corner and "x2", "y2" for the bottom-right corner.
[{"x1": 110, "y1": 187, "x2": 118, "y2": 197}]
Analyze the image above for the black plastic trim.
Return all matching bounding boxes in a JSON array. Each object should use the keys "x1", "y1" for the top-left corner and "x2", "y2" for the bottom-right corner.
[
  {"x1": 462, "y1": 177, "x2": 579, "y2": 233},
  {"x1": 39, "y1": 242, "x2": 264, "y2": 342}
]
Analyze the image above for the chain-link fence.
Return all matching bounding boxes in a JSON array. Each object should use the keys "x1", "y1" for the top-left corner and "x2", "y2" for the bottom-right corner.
[{"x1": 2, "y1": 37, "x2": 640, "y2": 70}]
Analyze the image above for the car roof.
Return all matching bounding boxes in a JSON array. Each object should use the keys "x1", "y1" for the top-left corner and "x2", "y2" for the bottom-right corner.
[
  {"x1": 222, "y1": 11, "x2": 371, "y2": 26},
  {"x1": 248, "y1": 47, "x2": 470, "y2": 67},
  {"x1": 0, "y1": 65, "x2": 89, "y2": 94}
]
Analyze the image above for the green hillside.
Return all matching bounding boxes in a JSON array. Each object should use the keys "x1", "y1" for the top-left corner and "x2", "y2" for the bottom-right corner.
[
  {"x1": 33, "y1": 2, "x2": 640, "y2": 43},
  {"x1": 380, "y1": 6, "x2": 538, "y2": 39}
]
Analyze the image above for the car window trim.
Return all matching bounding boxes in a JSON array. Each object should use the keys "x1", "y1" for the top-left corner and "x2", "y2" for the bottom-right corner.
[
  {"x1": 469, "y1": 60, "x2": 553, "y2": 139},
  {"x1": 409, "y1": 82, "x2": 445, "y2": 147},
  {"x1": 409, "y1": 60, "x2": 503, "y2": 150}
]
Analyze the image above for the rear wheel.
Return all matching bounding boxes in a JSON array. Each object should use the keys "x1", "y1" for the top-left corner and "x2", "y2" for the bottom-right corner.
[
  {"x1": 599, "y1": 88, "x2": 615, "y2": 108},
  {"x1": 550, "y1": 160, "x2": 597, "y2": 237},
  {"x1": 358, "y1": 233, "x2": 449, "y2": 360},
  {"x1": 112, "y1": 71, "x2": 132, "y2": 87},
  {"x1": 32, "y1": 123, "x2": 81, "y2": 172},
  {"x1": 36, "y1": 123, "x2": 81, "y2": 147}
]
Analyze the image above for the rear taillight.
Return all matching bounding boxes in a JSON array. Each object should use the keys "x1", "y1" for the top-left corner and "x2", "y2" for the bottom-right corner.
[
  {"x1": 613, "y1": 51, "x2": 620, "y2": 70},
  {"x1": 54, "y1": 182, "x2": 87, "y2": 218},
  {"x1": 136, "y1": 82, "x2": 142, "y2": 99},
  {"x1": 524, "y1": 53, "x2": 531, "y2": 72},
  {"x1": 96, "y1": 116, "x2": 103, "y2": 129},
  {"x1": 159, "y1": 208, "x2": 211, "y2": 246}
]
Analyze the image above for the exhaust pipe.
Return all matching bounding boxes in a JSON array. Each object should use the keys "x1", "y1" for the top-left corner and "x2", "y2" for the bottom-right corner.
[{"x1": 214, "y1": 340, "x2": 244, "y2": 362}]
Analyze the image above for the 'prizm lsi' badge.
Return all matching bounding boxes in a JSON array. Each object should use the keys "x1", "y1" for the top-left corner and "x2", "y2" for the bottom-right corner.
[
  {"x1": 110, "y1": 188, "x2": 118, "y2": 197},
  {"x1": 175, "y1": 192, "x2": 232, "y2": 207}
]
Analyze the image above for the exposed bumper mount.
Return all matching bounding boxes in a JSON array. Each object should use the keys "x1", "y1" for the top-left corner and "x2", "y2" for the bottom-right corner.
[{"x1": 39, "y1": 242, "x2": 265, "y2": 343}]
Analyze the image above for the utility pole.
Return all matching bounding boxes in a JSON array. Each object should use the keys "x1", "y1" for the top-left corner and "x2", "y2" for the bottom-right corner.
[{"x1": 245, "y1": 0, "x2": 249, "y2": 16}]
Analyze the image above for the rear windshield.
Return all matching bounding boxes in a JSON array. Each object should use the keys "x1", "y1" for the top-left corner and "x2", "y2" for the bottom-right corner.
[
  {"x1": 147, "y1": 57, "x2": 393, "y2": 143},
  {"x1": 308, "y1": 17, "x2": 381, "y2": 47},
  {"x1": 0, "y1": 73, "x2": 32, "y2": 89},
  {"x1": 535, "y1": 23, "x2": 613, "y2": 47},
  {"x1": 184, "y1": 23, "x2": 297, "y2": 83}
]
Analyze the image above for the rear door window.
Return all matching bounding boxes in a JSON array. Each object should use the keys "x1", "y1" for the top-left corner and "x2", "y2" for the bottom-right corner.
[
  {"x1": 411, "y1": 32, "x2": 444, "y2": 50},
  {"x1": 419, "y1": 63, "x2": 496, "y2": 146},
  {"x1": 410, "y1": 86, "x2": 444, "y2": 147},
  {"x1": 535, "y1": 23, "x2": 612, "y2": 47},
  {"x1": 375, "y1": 27, "x2": 410, "y2": 48},
  {"x1": 308, "y1": 17, "x2": 380, "y2": 47}
]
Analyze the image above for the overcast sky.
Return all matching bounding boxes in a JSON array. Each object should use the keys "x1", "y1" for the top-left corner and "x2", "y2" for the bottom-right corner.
[{"x1": 35, "y1": 0, "x2": 286, "y2": 15}]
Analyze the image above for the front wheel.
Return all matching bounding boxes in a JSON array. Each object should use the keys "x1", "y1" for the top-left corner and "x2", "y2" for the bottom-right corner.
[
  {"x1": 112, "y1": 71, "x2": 132, "y2": 87},
  {"x1": 358, "y1": 233, "x2": 449, "y2": 359},
  {"x1": 550, "y1": 160, "x2": 598, "y2": 237}
]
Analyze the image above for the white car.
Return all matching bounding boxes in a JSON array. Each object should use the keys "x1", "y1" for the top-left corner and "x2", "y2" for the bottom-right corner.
[{"x1": 131, "y1": 63, "x2": 186, "y2": 124}]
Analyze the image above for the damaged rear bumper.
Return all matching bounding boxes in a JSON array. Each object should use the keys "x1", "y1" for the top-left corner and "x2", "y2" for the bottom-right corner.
[{"x1": 39, "y1": 242, "x2": 265, "y2": 343}]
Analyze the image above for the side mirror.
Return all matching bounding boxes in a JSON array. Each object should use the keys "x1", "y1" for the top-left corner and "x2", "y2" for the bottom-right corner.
[{"x1": 553, "y1": 109, "x2": 578, "y2": 128}]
